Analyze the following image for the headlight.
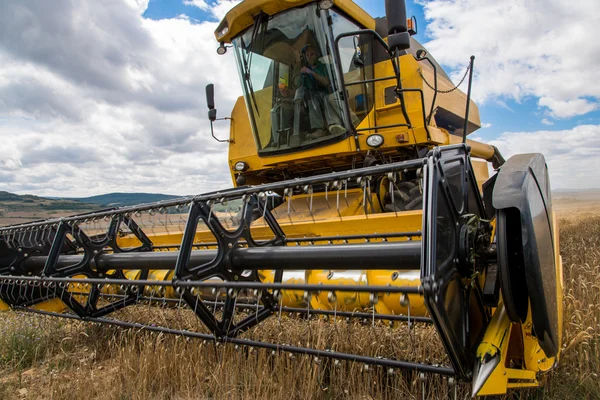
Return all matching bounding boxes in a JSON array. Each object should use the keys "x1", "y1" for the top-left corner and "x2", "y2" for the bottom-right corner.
[
  {"x1": 216, "y1": 43, "x2": 227, "y2": 55},
  {"x1": 234, "y1": 161, "x2": 249, "y2": 172},
  {"x1": 216, "y1": 20, "x2": 229, "y2": 39},
  {"x1": 318, "y1": 0, "x2": 334, "y2": 10},
  {"x1": 366, "y1": 134, "x2": 384, "y2": 148}
]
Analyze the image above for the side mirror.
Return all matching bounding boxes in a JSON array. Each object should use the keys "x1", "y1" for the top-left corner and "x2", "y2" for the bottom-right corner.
[
  {"x1": 206, "y1": 83, "x2": 215, "y2": 110},
  {"x1": 385, "y1": 0, "x2": 410, "y2": 51},
  {"x1": 206, "y1": 84, "x2": 217, "y2": 122},
  {"x1": 205, "y1": 83, "x2": 231, "y2": 143},
  {"x1": 208, "y1": 109, "x2": 217, "y2": 122},
  {"x1": 351, "y1": 36, "x2": 364, "y2": 68}
]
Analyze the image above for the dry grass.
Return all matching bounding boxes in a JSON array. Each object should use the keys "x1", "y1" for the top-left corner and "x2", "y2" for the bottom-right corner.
[{"x1": 1, "y1": 215, "x2": 599, "y2": 399}]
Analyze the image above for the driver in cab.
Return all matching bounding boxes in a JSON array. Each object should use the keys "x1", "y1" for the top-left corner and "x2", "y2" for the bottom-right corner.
[
  {"x1": 270, "y1": 44, "x2": 357, "y2": 148},
  {"x1": 297, "y1": 44, "x2": 346, "y2": 140}
]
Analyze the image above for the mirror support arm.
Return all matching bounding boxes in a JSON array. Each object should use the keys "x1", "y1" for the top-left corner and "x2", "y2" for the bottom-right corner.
[{"x1": 210, "y1": 118, "x2": 233, "y2": 144}]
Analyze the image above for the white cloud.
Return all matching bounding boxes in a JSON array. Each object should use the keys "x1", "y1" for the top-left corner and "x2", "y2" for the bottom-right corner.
[
  {"x1": 538, "y1": 97, "x2": 598, "y2": 119},
  {"x1": 3, "y1": 0, "x2": 596, "y2": 200},
  {"x1": 541, "y1": 118, "x2": 554, "y2": 126},
  {"x1": 183, "y1": 0, "x2": 210, "y2": 11},
  {"x1": 184, "y1": 0, "x2": 241, "y2": 20},
  {"x1": 487, "y1": 124, "x2": 600, "y2": 189},
  {"x1": 0, "y1": 0, "x2": 240, "y2": 197},
  {"x1": 418, "y1": 0, "x2": 600, "y2": 119},
  {"x1": 481, "y1": 122, "x2": 492, "y2": 128},
  {"x1": 210, "y1": 0, "x2": 242, "y2": 20},
  {"x1": 494, "y1": 100, "x2": 514, "y2": 113},
  {"x1": 124, "y1": 0, "x2": 150, "y2": 15}
]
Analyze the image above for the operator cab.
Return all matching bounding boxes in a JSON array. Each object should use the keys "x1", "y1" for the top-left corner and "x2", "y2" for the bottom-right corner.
[{"x1": 232, "y1": 3, "x2": 373, "y2": 155}]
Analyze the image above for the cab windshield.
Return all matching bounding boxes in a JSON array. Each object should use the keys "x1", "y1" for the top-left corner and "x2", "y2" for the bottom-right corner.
[{"x1": 232, "y1": 4, "x2": 353, "y2": 154}]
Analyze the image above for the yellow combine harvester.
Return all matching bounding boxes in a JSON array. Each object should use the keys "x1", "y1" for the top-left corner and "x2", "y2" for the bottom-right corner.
[{"x1": 0, "y1": 0, "x2": 562, "y2": 397}]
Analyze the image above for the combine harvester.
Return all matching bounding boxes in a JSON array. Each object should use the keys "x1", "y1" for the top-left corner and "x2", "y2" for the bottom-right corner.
[{"x1": 0, "y1": 0, "x2": 562, "y2": 397}]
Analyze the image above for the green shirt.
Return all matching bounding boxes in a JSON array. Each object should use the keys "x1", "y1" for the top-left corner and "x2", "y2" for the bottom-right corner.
[{"x1": 301, "y1": 61, "x2": 328, "y2": 93}]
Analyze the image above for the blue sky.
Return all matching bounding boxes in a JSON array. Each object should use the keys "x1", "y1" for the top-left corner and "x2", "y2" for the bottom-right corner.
[
  {"x1": 141, "y1": 0, "x2": 600, "y2": 146},
  {"x1": 143, "y1": 0, "x2": 215, "y2": 22},
  {"x1": 0, "y1": 0, "x2": 598, "y2": 196}
]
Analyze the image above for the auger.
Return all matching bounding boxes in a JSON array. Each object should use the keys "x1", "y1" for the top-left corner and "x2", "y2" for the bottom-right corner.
[{"x1": 0, "y1": 0, "x2": 562, "y2": 397}]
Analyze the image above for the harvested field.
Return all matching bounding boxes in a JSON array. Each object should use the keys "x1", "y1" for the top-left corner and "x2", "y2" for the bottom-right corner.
[{"x1": 0, "y1": 202, "x2": 599, "y2": 399}]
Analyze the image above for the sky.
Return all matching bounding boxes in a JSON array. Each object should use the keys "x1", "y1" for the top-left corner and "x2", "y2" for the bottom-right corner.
[{"x1": 0, "y1": 0, "x2": 599, "y2": 197}]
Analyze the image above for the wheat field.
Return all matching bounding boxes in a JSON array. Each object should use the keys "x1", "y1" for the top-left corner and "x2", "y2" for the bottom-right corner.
[{"x1": 0, "y1": 210, "x2": 598, "y2": 399}]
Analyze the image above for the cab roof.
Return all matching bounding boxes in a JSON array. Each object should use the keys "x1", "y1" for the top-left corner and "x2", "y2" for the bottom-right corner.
[{"x1": 214, "y1": 0, "x2": 375, "y2": 43}]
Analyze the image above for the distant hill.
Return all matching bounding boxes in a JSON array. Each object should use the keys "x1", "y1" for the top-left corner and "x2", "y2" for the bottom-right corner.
[
  {"x1": 0, "y1": 191, "x2": 182, "y2": 226},
  {"x1": 0, "y1": 191, "x2": 44, "y2": 202},
  {"x1": 0, "y1": 191, "x2": 101, "y2": 226},
  {"x1": 0, "y1": 191, "x2": 99, "y2": 212},
  {"x1": 66, "y1": 193, "x2": 181, "y2": 207}
]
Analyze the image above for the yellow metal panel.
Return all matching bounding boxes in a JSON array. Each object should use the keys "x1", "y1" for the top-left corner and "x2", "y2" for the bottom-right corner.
[
  {"x1": 251, "y1": 87, "x2": 274, "y2": 149},
  {"x1": 115, "y1": 191, "x2": 425, "y2": 314},
  {"x1": 259, "y1": 269, "x2": 306, "y2": 307},
  {"x1": 227, "y1": 33, "x2": 488, "y2": 184},
  {"x1": 31, "y1": 298, "x2": 68, "y2": 313},
  {"x1": 520, "y1": 213, "x2": 562, "y2": 373},
  {"x1": 476, "y1": 303, "x2": 541, "y2": 396},
  {"x1": 471, "y1": 159, "x2": 490, "y2": 192},
  {"x1": 447, "y1": 134, "x2": 496, "y2": 161},
  {"x1": 476, "y1": 302, "x2": 511, "y2": 361},
  {"x1": 145, "y1": 270, "x2": 176, "y2": 298},
  {"x1": 419, "y1": 61, "x2": 481, "y2": 132},
  {"x1": 373, "y1": 56, "x2": 424, "y2": 134},
  {"x1": 553, "y1": 211, "x2": 564, "y2": 354},
  {"x1": 117, "y1": 192, "x2": 424, "y2": 248},
  {"x1": 308, "y1": 270, "x2": 369, "y2": 311},
  {"x1": 0, "y1": 298, "x2": 9, "y2": 311},
  {"x1": 522, "y1": 308, "x2": 556, "y2": 372},
  {"x1": 426, "y1": 126, "x2": 449, "y2": 145},
  {"x1": 229, "y1": 96, "x2": 255, "y2": 157},
  {"x1": 227, "y1": 93, "x2": 358, "y2": 184},
  {"x1": 216, "y1": 0, "x2": 312, "y2": 44},
  {"x1": 370, "y1": 270, "x2": 426, "y2": 316}
]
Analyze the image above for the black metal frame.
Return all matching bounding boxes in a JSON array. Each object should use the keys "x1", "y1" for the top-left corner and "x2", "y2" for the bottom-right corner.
[
  {"x1": 332, "y1": 29, "x2": 432, "y2": 148},
  {"x1": 0, "y1": 145, "x2": 495, "y2": 381},
  {"x1": 421, "y1": 145, "x2": 491, "y2": 379}
]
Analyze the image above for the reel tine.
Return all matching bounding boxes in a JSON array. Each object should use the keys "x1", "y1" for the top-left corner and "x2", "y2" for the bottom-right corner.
[
  {"x1": 285, "y1": 188, "x2": 294, "y2": 218},
  {"x1": 177, "y1": 204, "x2": 185, "y2": 233},
  {"x1": 213, "y1": 287, "x2": 220, "y2": 315},
  {"x1": 360, "y1": 176, "x2": 367, "y2": 214},
  {"x1": 167, "y1": 206, "x2": 174, "y2": 234},
  {"x1": 388, "y1": 172, "x2": 398, "y2": 216},
  {"x1": 448, "y1": 377, "x2": 457, "y2": 400},
  {"x1": 309, "y1": 186, "x2": 314, "y2": 217},
  {"x1": 276, "y1": 289, "x2": 283, "y2": 326},
  {"x1": 255, "y1": 289, "x2": 261, "y2": 326},
  {"x1": 226, "y1": 287, "x2": 238, "y2": 333},
  {"x1": 259, "y1": 192, "x2": 268, "y2": 223},
  {"x1": 145, "y1": 286, "x2": 155, "y2": 325},
  {"x1": 344, "y1": 179, "x2": 349, "y2": 207},
  {"x1": 207, "y1": 201, "x2": 213, "y2": 224},
  {"x1": 369, "y1": 292, "x2": 378, "y2": 327},
  {"x1": 334, "y1": 181, "x2": 341, "y2": 217},
  {"x1": 150, "y1": 209, "x2": 158, "y2": 237},
  {"x1": 271, "y1": 193, "x2": 278, "y2": 216},
  {"x1": 332, "y1": 296, "x2": 338, "y2": 331}
]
